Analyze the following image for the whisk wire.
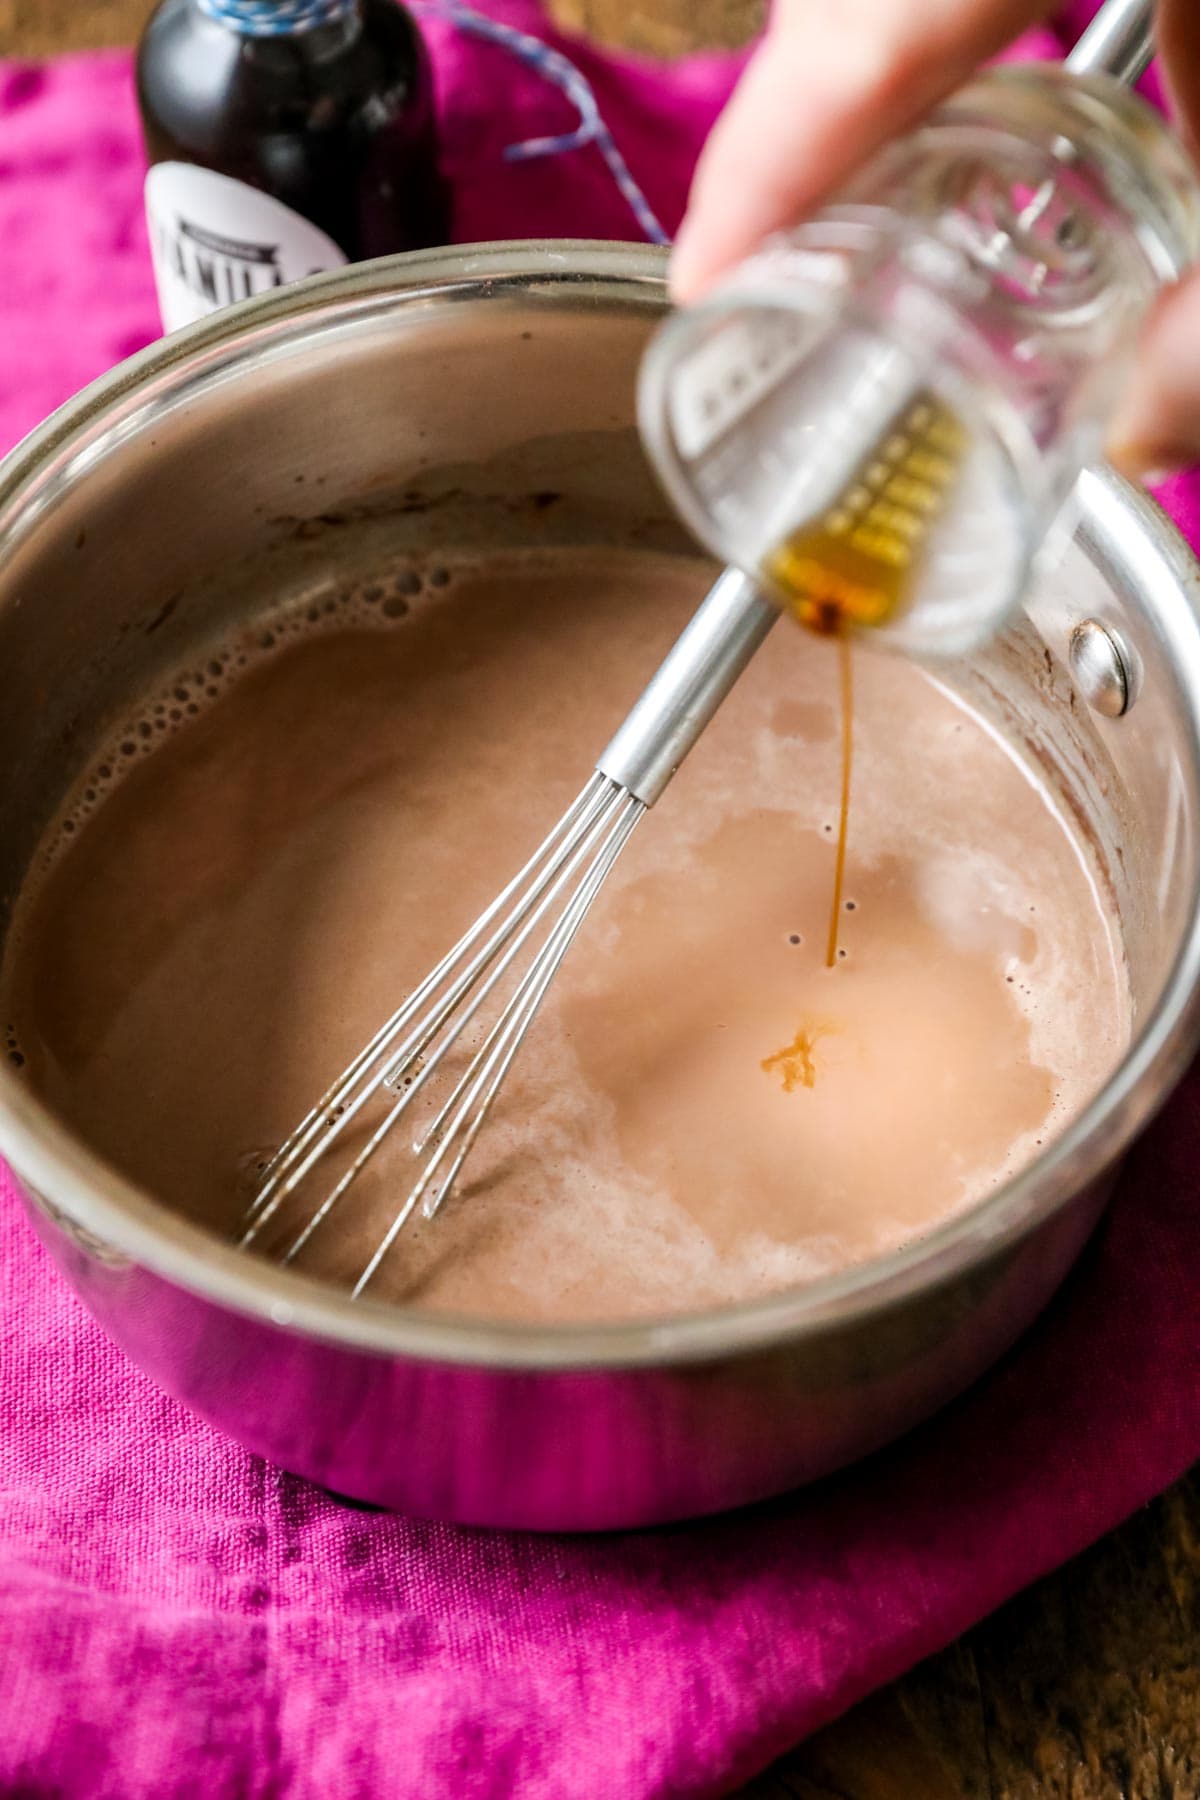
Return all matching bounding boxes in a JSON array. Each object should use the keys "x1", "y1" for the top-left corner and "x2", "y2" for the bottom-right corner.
[
  {"x1": 416, "y1": 790, "x2": 643, "y2": 1162},
  {"x1": 240, "y1": 772, "x2": 613, "y2": 1248},
  {"x1": 243, "y1": 772, "x2": 645, "y2": 1280},
  {"x1": 417, "y1": 791, "x2": 643, "y2": 1190},
  {"x1": 279, "y1": 778, "x2": 640, "y2": 1269},
  {"x1": 352, "y1": 790, "x2": 642, "y2": 1296}
]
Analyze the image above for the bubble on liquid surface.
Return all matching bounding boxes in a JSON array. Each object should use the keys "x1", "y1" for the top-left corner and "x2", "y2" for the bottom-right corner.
[{"x1": 34, "y1": 557, "x2": 474, "y2": 878}]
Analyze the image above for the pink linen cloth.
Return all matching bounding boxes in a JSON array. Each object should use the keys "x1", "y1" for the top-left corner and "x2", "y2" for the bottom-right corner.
[{"x1": 2, "y1": 9, "x2": 1199, "y2": 1797}]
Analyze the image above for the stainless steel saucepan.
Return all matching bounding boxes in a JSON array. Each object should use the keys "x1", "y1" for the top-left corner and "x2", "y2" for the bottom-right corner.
[{"x1": 1, "y1": 242, "x2": 1198, "y2": 1530}]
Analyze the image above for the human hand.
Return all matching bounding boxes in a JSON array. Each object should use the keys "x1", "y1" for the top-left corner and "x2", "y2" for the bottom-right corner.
[{"x1": 670, "y1": 0, "x2": 1200, "y2": 478}]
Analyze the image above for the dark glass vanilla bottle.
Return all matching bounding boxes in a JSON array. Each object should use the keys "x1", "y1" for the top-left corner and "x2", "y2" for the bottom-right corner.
[{"x1": 137, "y1": 0, "x2": 448, "y2": 332}]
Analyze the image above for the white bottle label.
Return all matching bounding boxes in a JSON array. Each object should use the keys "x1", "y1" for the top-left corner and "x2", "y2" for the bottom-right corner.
[{"x1": 145, "y1": 162, "x2": 348, "y2": 334}]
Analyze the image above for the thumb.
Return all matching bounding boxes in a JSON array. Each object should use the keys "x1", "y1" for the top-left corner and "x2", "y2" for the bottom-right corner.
[
  {"x1": 1108, "y1": 272, "x2": 1200, "y2": 481},
  {"x1": 670, "y1": 0, "x2": 1052, "y2": 304}
]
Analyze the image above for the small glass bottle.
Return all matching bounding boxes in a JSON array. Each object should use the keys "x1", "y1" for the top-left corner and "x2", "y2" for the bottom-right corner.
[
  {"x1": 639, "y1": 66, "x2": 1200, "y2": 657},
  {"x1": 137, "y1": 0, "x2": 448, "y2": 335}
]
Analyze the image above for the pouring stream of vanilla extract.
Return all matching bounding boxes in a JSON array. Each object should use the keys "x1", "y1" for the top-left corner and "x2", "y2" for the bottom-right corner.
[
  {"x1": 765, "y1": 394, "x2": 964, "y2": 970},
  {"x1": 827, "y1": 633, "x2": 853, "y2": 966}
]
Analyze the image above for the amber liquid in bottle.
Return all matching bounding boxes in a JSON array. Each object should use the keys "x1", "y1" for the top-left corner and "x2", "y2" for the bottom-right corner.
[{"x1": 137, "y1": 0, "x2": 448, "y2": 326}]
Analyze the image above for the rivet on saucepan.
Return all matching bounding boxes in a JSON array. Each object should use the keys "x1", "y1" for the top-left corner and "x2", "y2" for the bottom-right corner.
[{"x1": 1068, "y1": 619, "x2": 1135, "y2": 719}]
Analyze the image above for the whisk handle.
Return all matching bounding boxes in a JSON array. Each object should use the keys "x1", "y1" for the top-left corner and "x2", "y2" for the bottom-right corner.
[
  {"x1": 1066, "y1": 0, "x2": 1152, "y2": 84},
  {"x1": 596, "y1": 569, "x2": 777, "y2": 806}
]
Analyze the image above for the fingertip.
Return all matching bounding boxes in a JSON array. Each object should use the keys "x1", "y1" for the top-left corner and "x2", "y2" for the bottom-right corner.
[
  {"x1": 1105, "y1": 437, "x2": 1179, "y2": 488},
  {"x1": 667, "y1": 223, "x2": 741, "y2": 303},
  {"x1": 666, "y1": 45, "x2": 807, "y2": 305},
  {"x1": 667, "y1": 154, "x2": 777, "y2": 303},
  {"x1": 667, "y1": 229, "x2": 707, "y2": 306},
  {"x1": 1109, "y1": 276, "x2": 1200, "y2": 480}
]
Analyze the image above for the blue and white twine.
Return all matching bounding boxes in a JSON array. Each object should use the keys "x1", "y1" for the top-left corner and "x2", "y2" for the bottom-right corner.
[
  {"x1": 414, "y1": 1, "x2": 670, "y2": 245},
  {"x1": 197, "y1": 0, "x2": 357, "y2": 33}
]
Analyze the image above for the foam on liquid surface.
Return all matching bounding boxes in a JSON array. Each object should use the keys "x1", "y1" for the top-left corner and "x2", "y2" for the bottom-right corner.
[{"x1": 0, "y1": 546, "x2": 1129, "y2": 1322}]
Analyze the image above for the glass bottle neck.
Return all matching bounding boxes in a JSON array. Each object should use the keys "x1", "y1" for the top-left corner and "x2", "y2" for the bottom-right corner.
[{"x1": 193, "y1": 0, "x2": 360, "y2": 36}]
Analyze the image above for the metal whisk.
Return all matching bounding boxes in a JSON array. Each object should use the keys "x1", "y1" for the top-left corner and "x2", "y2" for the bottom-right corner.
[
  {"x1": 243, "y1": 0, "x2": 1154, "y2": 1294},
  {"x1": 240, "y1": 568, "x2": 777, "y2": 1293}
]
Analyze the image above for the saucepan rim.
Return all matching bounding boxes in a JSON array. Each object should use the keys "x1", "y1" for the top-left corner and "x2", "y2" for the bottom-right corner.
[{"x1": 1, "y1": 239, "x2": 1199, "y2": 1370}]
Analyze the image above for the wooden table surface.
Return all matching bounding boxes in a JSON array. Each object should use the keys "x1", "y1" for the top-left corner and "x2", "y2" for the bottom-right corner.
[{"x1": 5, "y1": 2, "x2": 1200, "y2": 1795}]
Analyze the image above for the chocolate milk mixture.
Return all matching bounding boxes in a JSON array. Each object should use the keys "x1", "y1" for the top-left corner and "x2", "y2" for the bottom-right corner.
[{"x1": 1, "y1": 547, "x2": 1129, "y2": 1322}]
